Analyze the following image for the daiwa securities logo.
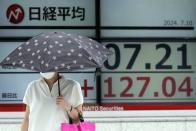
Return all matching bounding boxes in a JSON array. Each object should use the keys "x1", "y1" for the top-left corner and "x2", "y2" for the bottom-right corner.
[{"x1": 6, "y1": 4, "x2": 25, "y2": 24}]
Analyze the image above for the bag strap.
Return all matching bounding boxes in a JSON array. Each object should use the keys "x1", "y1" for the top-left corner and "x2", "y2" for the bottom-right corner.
[
  {"x1": 66, "y1": 112, "x2": 73, "y2": 124},
  {"x1": 77, "y1": 110, "x2": 84, "y2": 122}
]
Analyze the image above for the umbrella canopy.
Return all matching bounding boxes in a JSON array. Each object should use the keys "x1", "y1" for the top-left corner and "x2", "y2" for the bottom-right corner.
[{"x1": 0, "y1": 32, "x2": 112, "y2": 72}]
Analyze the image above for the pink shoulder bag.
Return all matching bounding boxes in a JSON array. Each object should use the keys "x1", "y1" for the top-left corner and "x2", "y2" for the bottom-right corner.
[{"x1": 61, "y1": 111, "x2": 96, "y2": 131}]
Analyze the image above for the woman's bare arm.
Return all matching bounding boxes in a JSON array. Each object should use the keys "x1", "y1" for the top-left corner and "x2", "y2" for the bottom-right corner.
[
  {"x1": 21, "y1": 105, "x2": 30, "y2": 131},
  {"x1": 68, "y1": 104, "x2": 83, "y2": 123}
]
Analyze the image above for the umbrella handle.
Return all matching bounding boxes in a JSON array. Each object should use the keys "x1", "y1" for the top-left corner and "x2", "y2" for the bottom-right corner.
[
  {"x1": 57, "y1": 73, "x2": 61, "y2": 96},
  {"x1": 57, "y1": 73, "x2": 72, "y2": 123}
]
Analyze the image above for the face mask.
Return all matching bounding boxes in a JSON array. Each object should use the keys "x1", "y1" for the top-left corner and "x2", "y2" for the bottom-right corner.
[{"x1": 40, "y1": 72, "x2": 56, "y2": 79}]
